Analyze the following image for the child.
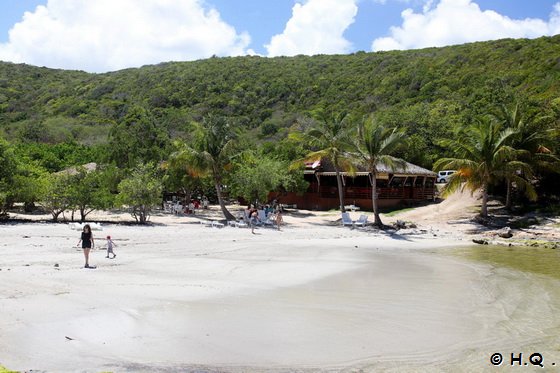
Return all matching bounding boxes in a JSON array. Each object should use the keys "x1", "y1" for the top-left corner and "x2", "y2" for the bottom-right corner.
[{"x1": 105, "y1": 235, "x2": 117, "y2": 259}]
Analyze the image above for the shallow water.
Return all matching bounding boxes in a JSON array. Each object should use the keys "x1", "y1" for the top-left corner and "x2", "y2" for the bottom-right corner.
[{"x1": 446, "y1": 244, "x2": 560, "y2": 280}]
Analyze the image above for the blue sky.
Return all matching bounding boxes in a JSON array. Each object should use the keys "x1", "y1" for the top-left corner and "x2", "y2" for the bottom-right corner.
[{"x1": 0, "y1": 0, "x2": 559, "y2": 72}]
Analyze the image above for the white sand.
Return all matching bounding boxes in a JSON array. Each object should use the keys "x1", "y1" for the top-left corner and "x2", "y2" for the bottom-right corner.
[{"x1": 1, "y1": 195, "x2": 559, "y2": 372}]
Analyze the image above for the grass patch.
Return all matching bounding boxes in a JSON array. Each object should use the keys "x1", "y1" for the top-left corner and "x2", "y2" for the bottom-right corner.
[
  {"x1": 449, "y1": 245, "x2": 560, "y2": 280},
  {"x1": 384, "y1": 207, "x2": 416, "y2": 217}
]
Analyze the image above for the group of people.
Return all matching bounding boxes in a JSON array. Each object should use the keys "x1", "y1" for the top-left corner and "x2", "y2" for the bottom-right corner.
[
  {"x1": 169, "y1": 196, "x2": 210, "y2": 215},
  {"x1": 76, "y1": 224, "x2": 117, "y2": 269},
  {"x1": 245, "y1": 201, "x2": 283, "y2": 234}
]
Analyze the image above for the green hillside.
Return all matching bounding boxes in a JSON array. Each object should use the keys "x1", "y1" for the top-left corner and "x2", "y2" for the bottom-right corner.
[
  {"x1": 0, "y1": 35, "x2": 559, "y2": 168},
  {"x1": 1, "y1": 36, "x2": 559, "y2": 165}
]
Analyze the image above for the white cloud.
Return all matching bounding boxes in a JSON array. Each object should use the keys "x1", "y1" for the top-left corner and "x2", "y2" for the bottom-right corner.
[
  {"x1": 265, "y1": 0, "x2": 358, "y2": 57},
  {"x1": 0, "y1": 0, "x2": 251, "y2": 72},
  {"x1": 372, "y1": 0, "x2": 560, "y2": 52}
]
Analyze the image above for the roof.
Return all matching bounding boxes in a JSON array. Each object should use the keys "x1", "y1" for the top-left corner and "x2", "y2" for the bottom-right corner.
[{"x1": 306, "y1": 157, "x2": 436, "y2": 177}]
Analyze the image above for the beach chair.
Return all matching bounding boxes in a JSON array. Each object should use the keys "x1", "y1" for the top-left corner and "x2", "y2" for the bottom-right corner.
[
  {"x1": 235, "y1": 220, "x2": 248, "y2": 228},
  {"x1": 258, "y1": 210, "x2": 274, "y2": 226},
  {"x1": 353, "y1": 215, "x2": 368, "y2": 228},
  {"x1": 341, "y1": 212, "x2": 354, "y2": 227},
  {"x1": 210, "y1": 220, "x2": 224, "y2": 228}
]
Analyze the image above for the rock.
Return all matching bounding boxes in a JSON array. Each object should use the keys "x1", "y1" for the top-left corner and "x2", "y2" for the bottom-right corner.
[
  {"x1": 473, "y1": 239, "x2": 489, "y2": 245},
  {"x1": 394, "y1": 220, "x2": 407, "y2": 229},
  {"x1": 54, "y1": 263, "x2": 59, "y2": 268},
  {"x1": 497, "y1": 227, "x2": 513, "y2": 239}
]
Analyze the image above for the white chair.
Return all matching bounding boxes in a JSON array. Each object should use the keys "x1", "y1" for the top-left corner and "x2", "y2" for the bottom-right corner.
[
  {"x1": 89, "y1": 222, "x2": 103, "y2": 231},
  {"x1": 211, "y1": 220, "x2": 224, "y2": 228},
  {"x1": 235, "y1": 220, "x2": 248, "y2": 228},
  {"x1": 257, "y1": 210, "x2": 274, "y2": 226},
  {"x1": 354, "y1": 215, "x2": 368, "y2": 227},
  {"x1": 341, "y1": 212, "x2": 354, "y2": 227}
]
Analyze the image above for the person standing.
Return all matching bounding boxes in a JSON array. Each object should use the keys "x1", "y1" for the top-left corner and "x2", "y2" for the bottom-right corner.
[{"x1": 77, "y1": 224, "x2": 95, "y2": 268}]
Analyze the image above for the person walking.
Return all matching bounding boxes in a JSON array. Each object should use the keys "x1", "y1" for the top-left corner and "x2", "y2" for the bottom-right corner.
[
  {"x1": 77, "y1": 224, "x2": 95, "y2": 268},
  {"x1": 105, "y1": 235, "x2": 117, "y2": 259}
]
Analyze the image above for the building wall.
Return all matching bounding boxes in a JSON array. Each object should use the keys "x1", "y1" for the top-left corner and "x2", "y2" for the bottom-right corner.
[{"x1": 271, "y1": 185, "x2": 435, "y2": 211}]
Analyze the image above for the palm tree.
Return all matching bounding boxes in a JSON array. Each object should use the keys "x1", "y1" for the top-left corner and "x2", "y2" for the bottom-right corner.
[
  {"x1": 355, "y1": 115, "x2": 407, "y2": 227},
  {"x1": 292, "y1": 110, "x2": 356, "y2": 212},
  {"x1": 434, "y1": 118, "x2": 520, "y2": 218},
  {"x1": 493, "y1": 103, "x2": 559, "y2": 209},
  {"x1": 171, "y1": 114, "x2": 237, "y2": 221}
]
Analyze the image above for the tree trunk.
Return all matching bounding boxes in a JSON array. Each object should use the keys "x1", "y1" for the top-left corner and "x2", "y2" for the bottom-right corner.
[
  {"x1": 334, "y1": 167, "x2": 345, "y2": 213},
  {"x1": 214, "y1": 177, "x2": 235, "y2": 221},
  {"x1": 505, "y1": 178, "x2": 512, "y2": 210},
  {"x1": 371, "y1": 172, "x2": 383, "y2": 227},
  {"x1": 52, "y1": 210, "x2": 62, "y2": 222},
  {"x1": 481, "y1": 184, "x2": 489, "y2": 218}
]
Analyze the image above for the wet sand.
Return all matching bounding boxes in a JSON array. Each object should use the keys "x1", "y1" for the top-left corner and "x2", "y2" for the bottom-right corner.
[{"x1": 1, "y1": 217, "x2": 559, "y2": 372}]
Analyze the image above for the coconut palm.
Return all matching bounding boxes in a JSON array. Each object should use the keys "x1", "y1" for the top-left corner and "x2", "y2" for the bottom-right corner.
[
  {"x1": 493, "y1": 103, "x2": 559, "y2": 209},
  {"x1": 434, "y1": 118, "x2": 520, "y2": 218},
  {"x1": 292, "y1": 111, "x2": 356, "y2": 212},
  {"x1": 355, "y1": 115, "x2": 407, "y2": 227},
  {"x1": 171, "y1": 114, "x2": 237, "y2": 221}
]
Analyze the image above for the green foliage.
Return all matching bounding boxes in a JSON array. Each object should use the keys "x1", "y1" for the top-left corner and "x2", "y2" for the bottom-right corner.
[
  {"x1": 0, "y1": 137, "x2": 17, "y2": 215},
  {"x1": 355, "y1": 115, "x2": 407, "y2": 226},
  {"x1": 9, "y1": 160, "x2": 48, "y2": 211},
  {"x1": 67, "y1": 167, "x2": 114, "y2": 222},
  {"x1": 292, "y1": 109, "x2": 357, "y2": 212},
  {"x1": 116, "y1": 163, "x2": 163, "y2": 224},
  {"x1": 14, "y1": 141, "x2": 104, "y2": 173},
  {"x1": 434, "y1": 119, "x2": 519, "y2": 217},
  {"x1": 229, "y1": 152, "x2": 308, "y2": 203},
  {"x1": 39, "y1": 172, "x2": 73, "y2": 221},
  {"x1": 172, "y1": 114, "x2": 239, "y2": 220},
  {"x1": 107, "y1": 105, "x2": 170, "y2": 168}
]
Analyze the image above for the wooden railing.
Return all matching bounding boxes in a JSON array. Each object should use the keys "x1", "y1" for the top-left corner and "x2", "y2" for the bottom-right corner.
[{"x1": 318, "y1": 186, "x2": 434, "y2": 200}]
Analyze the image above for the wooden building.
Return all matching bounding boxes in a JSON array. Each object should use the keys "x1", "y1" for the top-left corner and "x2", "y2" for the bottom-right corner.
[{"x1": 272, "y1": 159, "x2": 437, "y2": 211}]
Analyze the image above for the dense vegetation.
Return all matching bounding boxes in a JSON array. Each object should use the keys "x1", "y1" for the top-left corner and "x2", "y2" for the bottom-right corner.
[{"x1": 1, "y1": 35, "x2": 559, "y2": 221}]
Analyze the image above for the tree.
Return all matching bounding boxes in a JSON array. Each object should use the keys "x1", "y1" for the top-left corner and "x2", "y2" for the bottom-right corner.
[
  {"x1": 355, "y1": 115, "x2": 407, "y2": 227},
  {"x1": 40, "y1": 173, "x2": 73, "y2": 221},
  {"x1": 434, "y1": 119, "x2": 518, "y2": 218},
  {"x1": 0, "y1": 137, "x2": 17, "y2": 216},
  {"x1": 107, "y1": 105, "x2": 170, "y2": 168},
  {"x1": 170, "y1": 114, "x2": 238, "y2": 220},
  {"x1": 67, "y1": 167, "x2": 114, "y2": 222},
  {"x1": 229, "y1": 151, "x2": 308, "y2": 204},
  {"x1": 164, "y1": 144, "x2": 206, "y2": 206},
  {"x1": 116, "y1": 163, "x2": 163, "y2": 224},
  {"x1": 292, "y1": 110, "x2": 355, "y2": 212},
  {"x1": 10, "y1": 161, "x2": 48, "y2": 212},
  {"x1": 493, "y1": 103, "x2": 559, "y2": 209}
]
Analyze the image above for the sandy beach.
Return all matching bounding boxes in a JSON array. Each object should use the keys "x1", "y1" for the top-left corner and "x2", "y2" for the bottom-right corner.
[{"x1": 1, "y1": 192, "x2": 559, "y2": 372}]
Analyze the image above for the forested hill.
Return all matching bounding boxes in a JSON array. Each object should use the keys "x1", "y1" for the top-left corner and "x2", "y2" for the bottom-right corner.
[{"x1": 1, "y1": 35, "x2": 560, "y2": 167}]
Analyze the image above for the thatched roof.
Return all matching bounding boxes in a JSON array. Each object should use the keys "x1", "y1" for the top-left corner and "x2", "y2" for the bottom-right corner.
[{"x1": 305, "y1": 158, "x2": 436, "y2": 177}]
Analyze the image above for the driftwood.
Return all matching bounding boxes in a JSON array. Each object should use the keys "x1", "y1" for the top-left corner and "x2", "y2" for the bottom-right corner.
[{"x1": 472, "y1": 239, "x2": 489, "y2": 245}]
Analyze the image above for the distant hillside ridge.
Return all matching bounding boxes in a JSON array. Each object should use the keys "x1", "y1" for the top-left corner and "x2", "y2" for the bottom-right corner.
[{"x1": 1, "y1": 35, "x2": 559, "y2": 165}]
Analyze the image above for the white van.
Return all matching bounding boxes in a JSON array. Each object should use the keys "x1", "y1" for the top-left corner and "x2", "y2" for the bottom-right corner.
[{"x1": 437, "y1": 170, "x2": 456, "y2": 183}]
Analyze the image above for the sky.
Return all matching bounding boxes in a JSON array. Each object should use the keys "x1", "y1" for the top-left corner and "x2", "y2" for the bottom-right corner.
[{"x1": 0, "y1": 0, "x2": 559, "y2": 73}]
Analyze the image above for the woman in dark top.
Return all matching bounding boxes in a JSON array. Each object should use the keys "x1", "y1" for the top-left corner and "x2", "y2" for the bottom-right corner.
[{"x1": 77, "y1": 224, "x2": 95, "y2": 268}]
